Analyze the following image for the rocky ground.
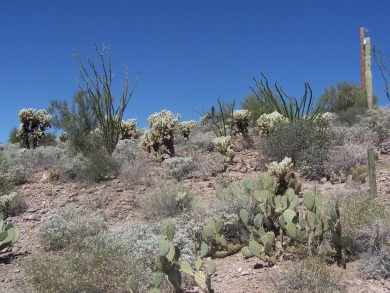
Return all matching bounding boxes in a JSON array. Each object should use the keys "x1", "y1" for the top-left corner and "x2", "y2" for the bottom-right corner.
[{"x1": 1, "y1": 147, "x2": 390, "y2": 293}]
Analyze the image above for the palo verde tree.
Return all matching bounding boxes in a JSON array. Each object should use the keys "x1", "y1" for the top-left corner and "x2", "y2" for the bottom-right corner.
[
  {"x1": 48, "y1": 90, "x2": 99, "y2": 153},
  {"x1": 74, "y1": 42, "x2": 139, "y2": 155}
]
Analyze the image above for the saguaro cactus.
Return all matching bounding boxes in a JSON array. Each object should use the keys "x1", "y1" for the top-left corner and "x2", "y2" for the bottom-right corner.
[{"x1": 365, "y1": 37, "x2": 373, "y2": 110}]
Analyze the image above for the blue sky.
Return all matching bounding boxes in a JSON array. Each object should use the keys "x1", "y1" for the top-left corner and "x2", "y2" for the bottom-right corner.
[{"x1": 1, "y1": 0, "x2": 389, "y2": 143}]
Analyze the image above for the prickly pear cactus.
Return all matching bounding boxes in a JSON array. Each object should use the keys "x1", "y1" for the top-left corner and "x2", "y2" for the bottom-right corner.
[
  {"x1": 0, "y1": 212, "x2": 20, "y2": 251},
  {"x1": 201, "y1": 218, "x2": 242, "y2": 258}
]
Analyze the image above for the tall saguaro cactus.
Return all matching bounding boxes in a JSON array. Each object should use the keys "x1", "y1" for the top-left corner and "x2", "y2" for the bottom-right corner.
[{"x1": 365, "y1": 37, "x2": 373, "y2": 110}]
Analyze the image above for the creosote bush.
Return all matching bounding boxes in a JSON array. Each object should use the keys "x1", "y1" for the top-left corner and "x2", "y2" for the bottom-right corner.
[
  {"x1": 21, "y1": 221, "x2": 160, "y2": 293},
  {"x1": 140, "y1": 182, "x2": 192, "y2": 220},
  {"x1": 262, "y1": 119, "x2": 332, "y2": 179},
  {"x1": 276, "y1": 257, "x2": 346, "y2": 293},
  {"x1": 39, "y1": 205, "x2": 106, "y2": 250},
  {"x1": 162, "y1": 156, "x2": 197, "y2": 181}
]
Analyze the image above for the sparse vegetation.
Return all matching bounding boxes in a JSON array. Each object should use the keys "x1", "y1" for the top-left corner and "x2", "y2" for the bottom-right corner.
[{"x1": 2, "y1": 72, "x2": 390, "y2": 293}]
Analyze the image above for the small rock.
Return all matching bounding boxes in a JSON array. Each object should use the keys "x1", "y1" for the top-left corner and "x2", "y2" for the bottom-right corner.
[
  {"x1": 237, "y1": 267, "x2": 243, "y2": 273},
  {"x1": 240, "y1": 270, "x2": 250, "y2": 276},
  {"x1": 319, "y1": 177, "x2": 327, "y2": 184}
]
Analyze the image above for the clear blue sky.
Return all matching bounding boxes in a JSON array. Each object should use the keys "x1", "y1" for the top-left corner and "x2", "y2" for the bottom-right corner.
[{"x1": 1, "y1": 0, "x2": 389, "y2": 143}]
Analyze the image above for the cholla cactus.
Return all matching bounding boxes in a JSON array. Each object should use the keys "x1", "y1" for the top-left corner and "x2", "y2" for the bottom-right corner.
[
  {"x1": 0, "y1": 192, "x2": 16, "y2": 219},
  {"x1": 318, "y1": 112, "x2": 335, "y2": 123},
  {"x1": 18, "y1": 108, "x2": 52, "y2": 149},
  {"x1": 256, "y1": 111, "x2": 288, "y2": 137},
  {"x1": 199, "y1": 114, "x2": 209, "y2": 126},
  {"x1": 232, "y1": 109, "x2": 250, "y2": 136},
  {"x1": 267, "y1": 157, "x2": 296, "y2": 195},
  {"x1": 59, "y1": 132, "x2": 69, "y2": 142},
  {"x1": 120, "y1": 118, "x2": 138, "y2": 139},
  {"x1": 213, "y1": 136, "x2": 235, "y2": 159},
  {"x1": 266, "y1": 157, "x2": 293, "y2": 179},
  {"x1": 178, "y1": 120, "x2": 197, "y2": 139},
  {"x1": 141, "y1": 110, "x2": 180, "y2": 157}
]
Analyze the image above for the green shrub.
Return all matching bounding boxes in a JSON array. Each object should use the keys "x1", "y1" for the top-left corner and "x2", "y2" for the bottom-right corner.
[
  {"x1": 358, "y1": 248, "x2": 390, "y2": 279},
  {"x1": 319, "y1": 82, "x2": 376, "y2": 114},
  {"x1": 21, "y1": 233, "x2": 137, "y2": 293},
  {"x1": 0, "y1": 176, "x2": 14, "y2": 196},
  {"x1": 276, "y1": 257, "x2": 346, "y2": 293},
  {"x1": 140, "y1": 182, "x2": 192, "y2": 220},
  {"x1": 262, "y1": 119, "x2": 332, "y2": 179},
  {"x1": 339, "y1": 195, "x2": 390, "y2": 255},
  {"x1": 162, "y1": 156, "x2": 197, "y2": 181},
  {"x1": 39, "y1": 205, "x2": 106, "y2": 251},
  {"x1": 335, "y1": 107, "x2": 366, "y2": 126},
  {"x1": 0, "y1": 192, "x2": 26, "y2": 218},
  {"x1": 19, "y1": 146, "x2": 65, "y2": 171},
  {"x1": 7, "y1": 164, "x2": 33, "y2": 185},
  {"x1": 20, "y1": 221, "x2": 159, "y2": 293},
  {"x1": 58, "y1": 134, "x2": 121, "y2": 182}
]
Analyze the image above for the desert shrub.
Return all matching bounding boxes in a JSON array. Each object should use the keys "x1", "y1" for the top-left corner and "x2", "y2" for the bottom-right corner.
[
  {"x1": 18, "y1": 146, "x2": 65, "y2": 171},
  {"x1": 325, "y1": 144, "x2": 367, "y2": 178},
  {"x1": 358, "y1": 248, "x2": 390, "y2": 279},
  {"x1": 340, "y1": 196, "x2": 390, "y2": 255},
  {"x1": 162, "y1": 156, "x2": 197, "y2": 181},
  {"x1": 262, "y1": 119, "x2": 332, "y2": 179},
  {"x1": 79, "y1": 151, "x2": 121, "y2": 182},
  {"x1": 7, "y1": 164, "x2": 33, "y2": 185},
  {"x1": 8, "y1": 126, "x2": 20, "y2": 144},
  {"x1": 0, "y1": 192, "x2": 27, "y2": 218},
  {"x1": 21, "y1": 221, "x2": 159, "y2": 293},
  {"x1": 7, "y1": 192, "x2": 27, "y2": 217},
  {"x1": 0, "y1": 144, "x2": 22, "y2": 173},
  {"x1": 119, "y1": 155, "x2": 153, "y2": 186},
  {"x1": 21, "y1": 233, "x2": 137, "y2": 293},
  {"x1": 120, "y1": 221, "x2": 160, "y2": 272},
  {"x1": 58, "y1": 143, "x2": 121, "y2": 182},
  {"x1": 331, "y1": 125, "x2": 372, "y2": 147},
  {"x1": 0, "y1": 176, "x2": 14, "y2": 196},
  {"x1": 193, "y1": 152, "x2": 225, "y2": 180},
  {"x1": 276, "y1": 257, "x2": 346, "y2": 293},
  {"x1": 335, "y1": 107, "x2": 366, "y2": 126},
  {"x1": 58, "y1": 152, "x2": 89, "y2": 180},
  {"x1": 180, "y1": 127, "x2": 215, "y2": 152},
  {"x1": 38, "y1": 132, "x2": 57, "y2": 146},
  {"x1": 39, "y1": 205, "x2": 106, "y2": 251},
  {"x1": 140, "y1": 182, "x2": 192, "y2": 220},
  {"x1": 114, "y1": 138, "x2": 139, "y2": 160}
]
